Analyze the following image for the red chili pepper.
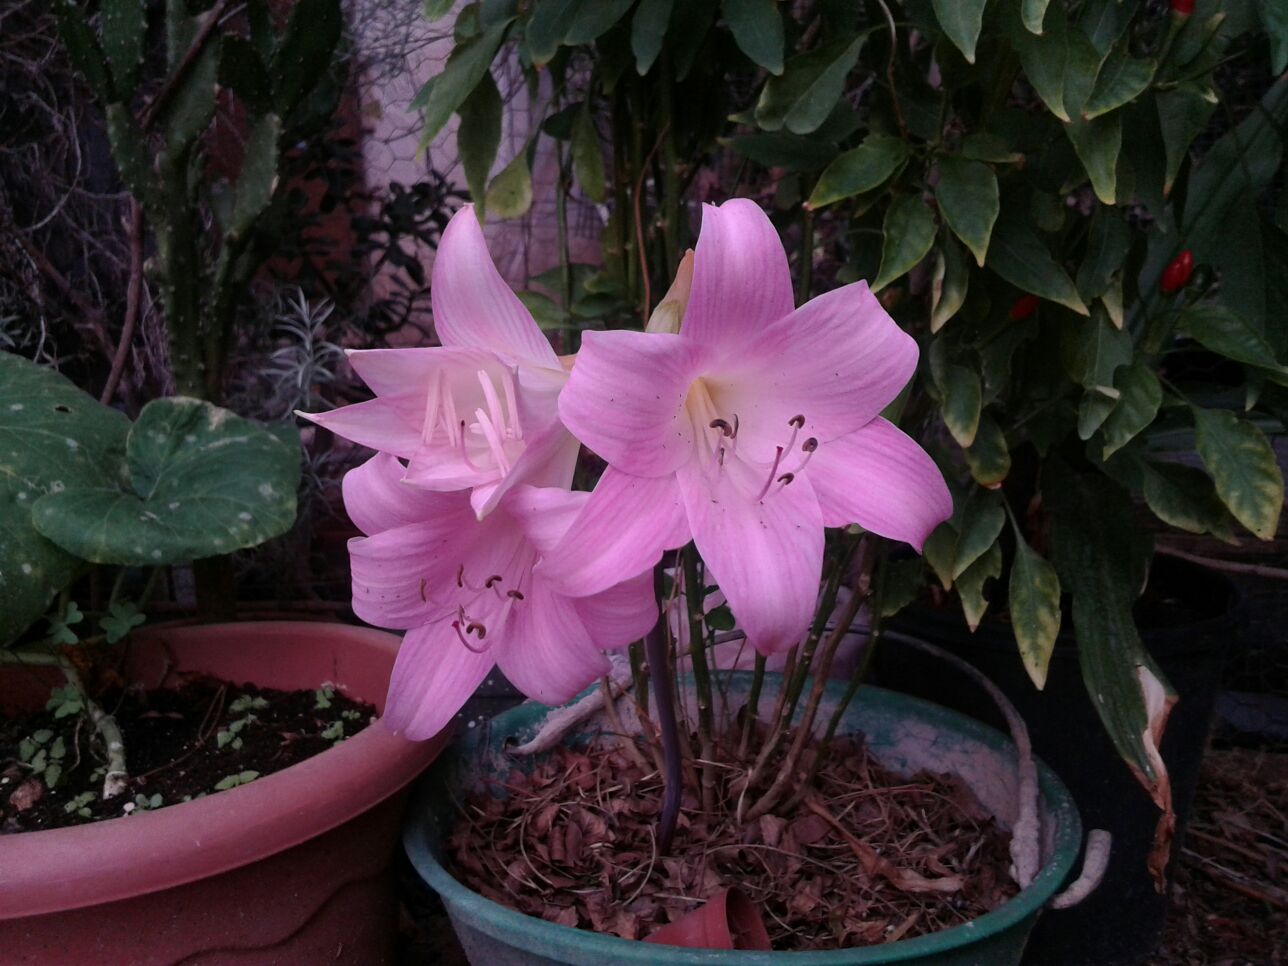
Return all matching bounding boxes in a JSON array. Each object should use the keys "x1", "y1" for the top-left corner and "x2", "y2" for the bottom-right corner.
[
  {"x1": 1160, "y1": 250, "x2": 1194, "y2": 294},
  {"x1": 1170, "y1": 0, "x2": 1195, "y2": 15},
  {"x1": 1009, "y1": 294, "x2": 1039, "y2": 320}
]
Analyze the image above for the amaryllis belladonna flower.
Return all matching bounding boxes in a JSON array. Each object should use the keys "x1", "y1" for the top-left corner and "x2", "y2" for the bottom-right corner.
[
  {"x1": 301, "y1": 206, "x2": 576, "y2": 518},
  {"x1": 539, "y1": 200, "x2": 952, "y2": 655},
  {"x1": 345, "y1": 453, "x2": 655, "y2": 739}
]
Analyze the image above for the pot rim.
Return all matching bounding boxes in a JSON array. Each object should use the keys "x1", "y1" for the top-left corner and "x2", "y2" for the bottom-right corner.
[
  {"x1": 0, "y1": 621, "x2": 445, "y2": 920},
  {"x1": 404, "y1": 680, "x2": 1082, "y2": 964}
]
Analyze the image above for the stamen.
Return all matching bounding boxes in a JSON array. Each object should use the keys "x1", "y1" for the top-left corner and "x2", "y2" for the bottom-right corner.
[
  {"x1": 793, "y1": 438, "x2": 819, "y2": 475},
  {"x1": 789, "y1": 414, "x2": 806, "y2": 428},
  {"x1": 756, "y1": 446, "x2": 785, "y2": 501},
  {"x1": 443, "y1": 386, "x2": 460, "y2": 447},
  {"x1": 507, "y1": 589, "x2": 525, "y2": 600},
  {"x1": 802, "y1": 437, "x2": 818, "y2": 452},
  {"x1": 777, "y1": 473, "x2": 795, "y2": 486},
  {"x1": 709, "y1": 418, "x2": 734, "y2": 437},
  {"x1": 475, "y1": 407, "x2": 511, "y2": 473},
  {"x1": 458, "y1": 421, "x2": 481, "y2": 470},
  {"x1": 453, "y1": 620, "x2": 489, "y2": 653},
  {"x1": 477, "y1": 370, "x2": 506, "y2": 439},
  {"x1": 732, "y1": 414, "x2": 740, "y2": 438},
  {"x1": 500, "y1": 367, "x2": 522, "y2": 439},
  {"x1": 466, "y1": 621, "x2": 487, "y2": 639},
  {"x1": 485, "y1": 575, "x2": 503, "y2": 587},
  {"x1": 455, "y1": 565, "x2": 465, "y2": 589}
]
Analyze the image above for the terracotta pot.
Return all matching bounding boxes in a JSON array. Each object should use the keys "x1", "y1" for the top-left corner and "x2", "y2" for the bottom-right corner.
[
  {"x1": 0, "y1": 621, "x2": 445, "y2": 965},
  {"x1": 644, "y1": 887, "x2": 772, "y2": 950}
]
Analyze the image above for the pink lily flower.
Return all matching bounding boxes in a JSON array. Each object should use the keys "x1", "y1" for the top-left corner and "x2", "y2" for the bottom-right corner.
[
  {"x1": 541, "y1": 200, "x2": 951, "y2": 655},
  {"x1": 344, "y1": 452, "x2": 655, "y2": 739},
  {"x1": 301, "y1": 206, "x2": 576, "y2": 518}
]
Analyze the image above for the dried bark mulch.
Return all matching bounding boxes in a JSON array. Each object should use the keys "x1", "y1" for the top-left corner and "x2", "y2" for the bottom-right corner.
[
  {"x1": 1150, "y1": 748, "x2": 1288, "y2": 966},
  {"x1": 446, "y1": 734, "x2": 1017, "y2": 951},
  {"x1": 1, "y1": 677, "x2": 375, "y2": 833}
]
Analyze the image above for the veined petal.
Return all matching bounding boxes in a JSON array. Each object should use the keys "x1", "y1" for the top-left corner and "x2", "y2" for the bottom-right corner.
[
  {"x1": 571, "y1": 570, "x2": 657, "y2": 649},
  {"x1": 382, "y1": 620, "x2": 493, "y2": 740},
  {"x1": 807, "y1": 417, "x2": 952, "y2": 551},
  {"x1": 299, "y1": 399, "x2": 422, "y2": 458},
  {"x1": 679, "y1": 461, "x2": 824, "y2": 656},
  {"x1": 538, "y1": 468, "x2": 690, "y2": 597},
  {"x1": 495, "y1": 583, "x2": 610, "y2": 705},
  {"x1": 342, "y1": 452, "x2": 462, "y2": 536},
  {"x1": 468, "y1": 421, "x2": 581, "y2": 520},
  {"x1": 708, "y1": 282, "x2": 917, "y2": 462},
  {"x1": 432, "y1": 206, "x2": 559, "y2": 367},
  {"x1": 558, "y1": 330, "x2": 704, "y2": 477},
  {"x1": 681, "y1": 200, "x2": 794, "y2": 352},
  {"x1": 502, "y1": 485, "x2": 590, "y2": 553},
  {"x1": 346, "y1": 346, "x2": 498, "y2": 406}
]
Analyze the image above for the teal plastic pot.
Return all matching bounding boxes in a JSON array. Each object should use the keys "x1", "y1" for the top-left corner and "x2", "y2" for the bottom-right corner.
[{"x1": 404, "y1": 676, "x2": 1082, "y2": 965}]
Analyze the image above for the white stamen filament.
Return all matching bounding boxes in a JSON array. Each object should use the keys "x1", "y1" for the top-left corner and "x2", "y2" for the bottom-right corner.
[
  {"x1": 474, "y1": 408, "x2": 511, "y2": 473},
  {"x1": 500, "y1": 368, "x2": 522, "y2": 439}
]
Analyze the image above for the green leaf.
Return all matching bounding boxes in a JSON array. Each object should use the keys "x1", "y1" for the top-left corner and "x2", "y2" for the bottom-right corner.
[
  {"x1": 932, "y1": 0, "x2": 987, "y2": 64},
  {"x1": 1101, "y1": 363, "x2": 1161, "y2": 459},
  {"x1": 101, "y1": 0, "x2": 147, "y2": 95},
  {"x1": 424, "y1": 0, "x2": 455, "y2": 20},
  {"x1": 1022, "y1": 0, "x2": 1050, "y2": 35},
  {"x1": 1009, "y1": 533, "x2": 1061, "y2": 689},
  {"x1": 1083, "y1": 47, "x2": 1154, "y2": 121},
  {"x1": 952, "y1": 492, "x2": 1004, "y2": 580},
  {"x1": 1076, "y1": 206, "x2": 1132, "y2": 302},
  {"x1": 806, "y1": 135, "x2": 908, "y2": 209},
  {"x1": 631, "y1": 0, "x2": 672, "y2": 74},
  {"x1": 31, "y1": 398, "x2": 300, "y2": 565},
  {"x1": 726, "y1": 132, "x2": 839, "y2": 171},
  {"x1": 1010, "y1": 2, "x2": 1069, "y2": 122},
  {"x1": 957, "y1": 539, "x2": 1002, "y2": 630},
  {"x1": 930, "y1": 238, "x2": 969, "y2": 333},
  {"x1": 754, "y1": 34, "x2": 865, "y2": 135},
  {"x1": 1074, "y1": 309, "x2": 1132, "y2": 439},
  {"x1": 458, "y1": 70, "x2": 503, "y2": 216},
  {"x1": 722, "y1": 0, "x2": 784, "y2": 74},
  {"x1": 219, "y1": 37, "x2": 274, "y2": 116},
  {"x1": 419, "y1": 19, "x2": 509, "y2": 144},
  {"x1": 1065, "y1": 112, "x2": 1121, "y2": 205},
  {"x1": 924, "y1": 522, "x2": 958, "y2": 590},
  {"x1": 878, "y1": 557, "x2": 925, "y2": 619},
  {"x1": 1045, "y1": 463, "x2": 1166, "y2": 791},
  {"x1": 486, "y1": 150, "x2": 533, "y2": 219},
  {"x1": 1156, "y1": 85, "x2": 1216, "y2": 195},
  {"x1": 873, "y1": 195, "x2": 935, "y2": 291},
  {"x1": 965, "y1": 414, "x2": 1010, "y2": 487},
  {"x1": 1079, "y1": 0, "x2": 1134, "y2": 56},
  {"x1": 1262, "y1": 2, "x2": 1288, "y2": 74},
  {"x1": 571, "y1": 101, "x2": 605, "y2": 203},
  {"x1": 0, "y1": 354, "x2": 130, "y2": 647},
  {"x1": 941, "y1": 365, "x2": 982, "y2": 448},
  {"x1": 1140, "y1": 461, "x2": 1234, "y2": 538},
  {"x1": 100, "y1": 601, "x2": 146, "y2": 643},
  {"x1": 1193, "y1": 407, "x2": 1284, "y2": 540},
  {"x1": 987, "y1": 215, "x2": 1088, "y2": 315},
  {"x1": 1179, "y1": 304, "x2": 1288, "y2": 378},
  {"x1": 53, "y1": 1, "x2": 113, "y2": 98},
  {"x1": 935, "y1": 156, "x2": 999, "y2": 266},
  {"x1": 229, "y1": 113, "x2": 280, "y2": 240},
  {"x1": 270, "y1": 0, "x2": 342, "y2": 116}
]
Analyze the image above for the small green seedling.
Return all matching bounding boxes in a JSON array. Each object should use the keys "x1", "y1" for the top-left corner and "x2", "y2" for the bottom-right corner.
[
  {"x1": 19, "y1": 729, "x2": 66, "y2": 788},
  {"x1": 213, "y1": 770, "x2": 260, "y2": 791},
  {"x1": 63, "y1": 791, "x2": 96, "y2": 818}
]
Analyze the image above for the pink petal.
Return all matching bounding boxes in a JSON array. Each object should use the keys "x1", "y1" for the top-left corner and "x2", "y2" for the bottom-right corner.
[
  {"x1": 299, "y1": 399, "x2": 422, "y2": 458},
  {"x1": 468, "y1": 421, "x2": 581, "y2": 520},
  {"x1": 494, "y1": 583, "x2": 610, "y2": 705},
  {"x1": 346, "y1": 495, "x2": 480, "y2": 629},
  {"x1": 681, "y1": 200, "x2": 794, "y2": 351},
  {"x1": 342, "y1": 452, "x2": 462, "y2": 536},
  {"x1": 708, "y1": 282, "x2": 917, "y2": 462},
  {"x1": 571, "y1": 570, "x2": 657, "y2": 649},
  {"x1": 346, "y1": 346, "x2": 498, "y2": 405},
  {"x1": 432, "y1": 206, "x2": 559, "y2": 367},
  {"x1": 537, "y1": 468, "x2": 690, "y2": 597},
  {"x1": 678, "y1": 461, "x2": 824, "y2": 656},
  {"x1": 382, "y1": 620, "x2": 494, "y2": 740},
  {"x1": 558, "y1": 330, "x2": 704, "y2": 477},
  {"x1": 502, "y1": 485, "x2": 590, "y2": 553},
  {"x1": 807, "y1": 417, "x2": 952, "y2": 551}
]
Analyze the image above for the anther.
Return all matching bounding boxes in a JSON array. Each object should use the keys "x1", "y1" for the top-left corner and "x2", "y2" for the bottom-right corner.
[
  {"x1": 466, "y1": 621, "x2": 487, "y2": 639},
  {"x1": 507, "y1": 590, "x2": 525, "y2": 600},
  {"x1": 453, "y1": 620, "x2": 488, "y2": 653},
  {"x1": 802, "y1": 437, "x2": 818, "y2": 452},
  {"x1": 485, "y1": 575, "x2": 503, "y2": 588},
  {"x1": 709, "y1": 418, "x2": 734, "y2": 437},
  {"x1": 789, "y1": 414, "x2": 806, "y2": 429},
  {"x1": 419, "y1": 578, "x2": 427, "y2": 602},
  {"x1": 777, "y1": 473, "x2": 795, "y2": 486}
]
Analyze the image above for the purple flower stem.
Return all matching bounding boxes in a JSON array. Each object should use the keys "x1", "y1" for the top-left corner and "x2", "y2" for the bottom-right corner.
[{"x1": 645, "y1": 617, "x2": 681, "y2": 854}]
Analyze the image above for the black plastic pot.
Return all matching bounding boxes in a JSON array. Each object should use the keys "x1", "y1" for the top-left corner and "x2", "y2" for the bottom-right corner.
[{"x1": 873, "y1": 556, "x2": 1239, "y2": 966}]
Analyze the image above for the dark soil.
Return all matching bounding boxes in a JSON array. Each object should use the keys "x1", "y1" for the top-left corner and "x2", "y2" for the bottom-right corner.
[
  {"x1": 445, "y1": 734, "x2": 1017, "y2": 951},
  {"x1": 1, "y1": 677, "x2": 376, "y2": 833}
]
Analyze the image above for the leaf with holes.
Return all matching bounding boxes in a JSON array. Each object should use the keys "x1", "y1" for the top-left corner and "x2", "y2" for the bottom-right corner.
[
  {"x1": 31, "y1": 398, "x2": 299, "y2": 566},
  {"x1": 0, "y1": 354, "x2": 129, "y2": 647}
]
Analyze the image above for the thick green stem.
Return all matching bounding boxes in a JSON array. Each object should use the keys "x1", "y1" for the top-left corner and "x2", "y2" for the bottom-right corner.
[
  {"x1": 737, "y1": 652, "x2": 767, "y2": 759},
  {"x1": 554, "y1": 141, "x2": 573, "y2": 314}
]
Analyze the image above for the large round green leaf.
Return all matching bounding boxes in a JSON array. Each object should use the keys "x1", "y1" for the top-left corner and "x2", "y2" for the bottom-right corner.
[
  {"x1": 0, "y1": 353, "x2": 129, "y2": 646},
  {"x1": 32, "y1": 397, "x2": 300, "y2": 565}
]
